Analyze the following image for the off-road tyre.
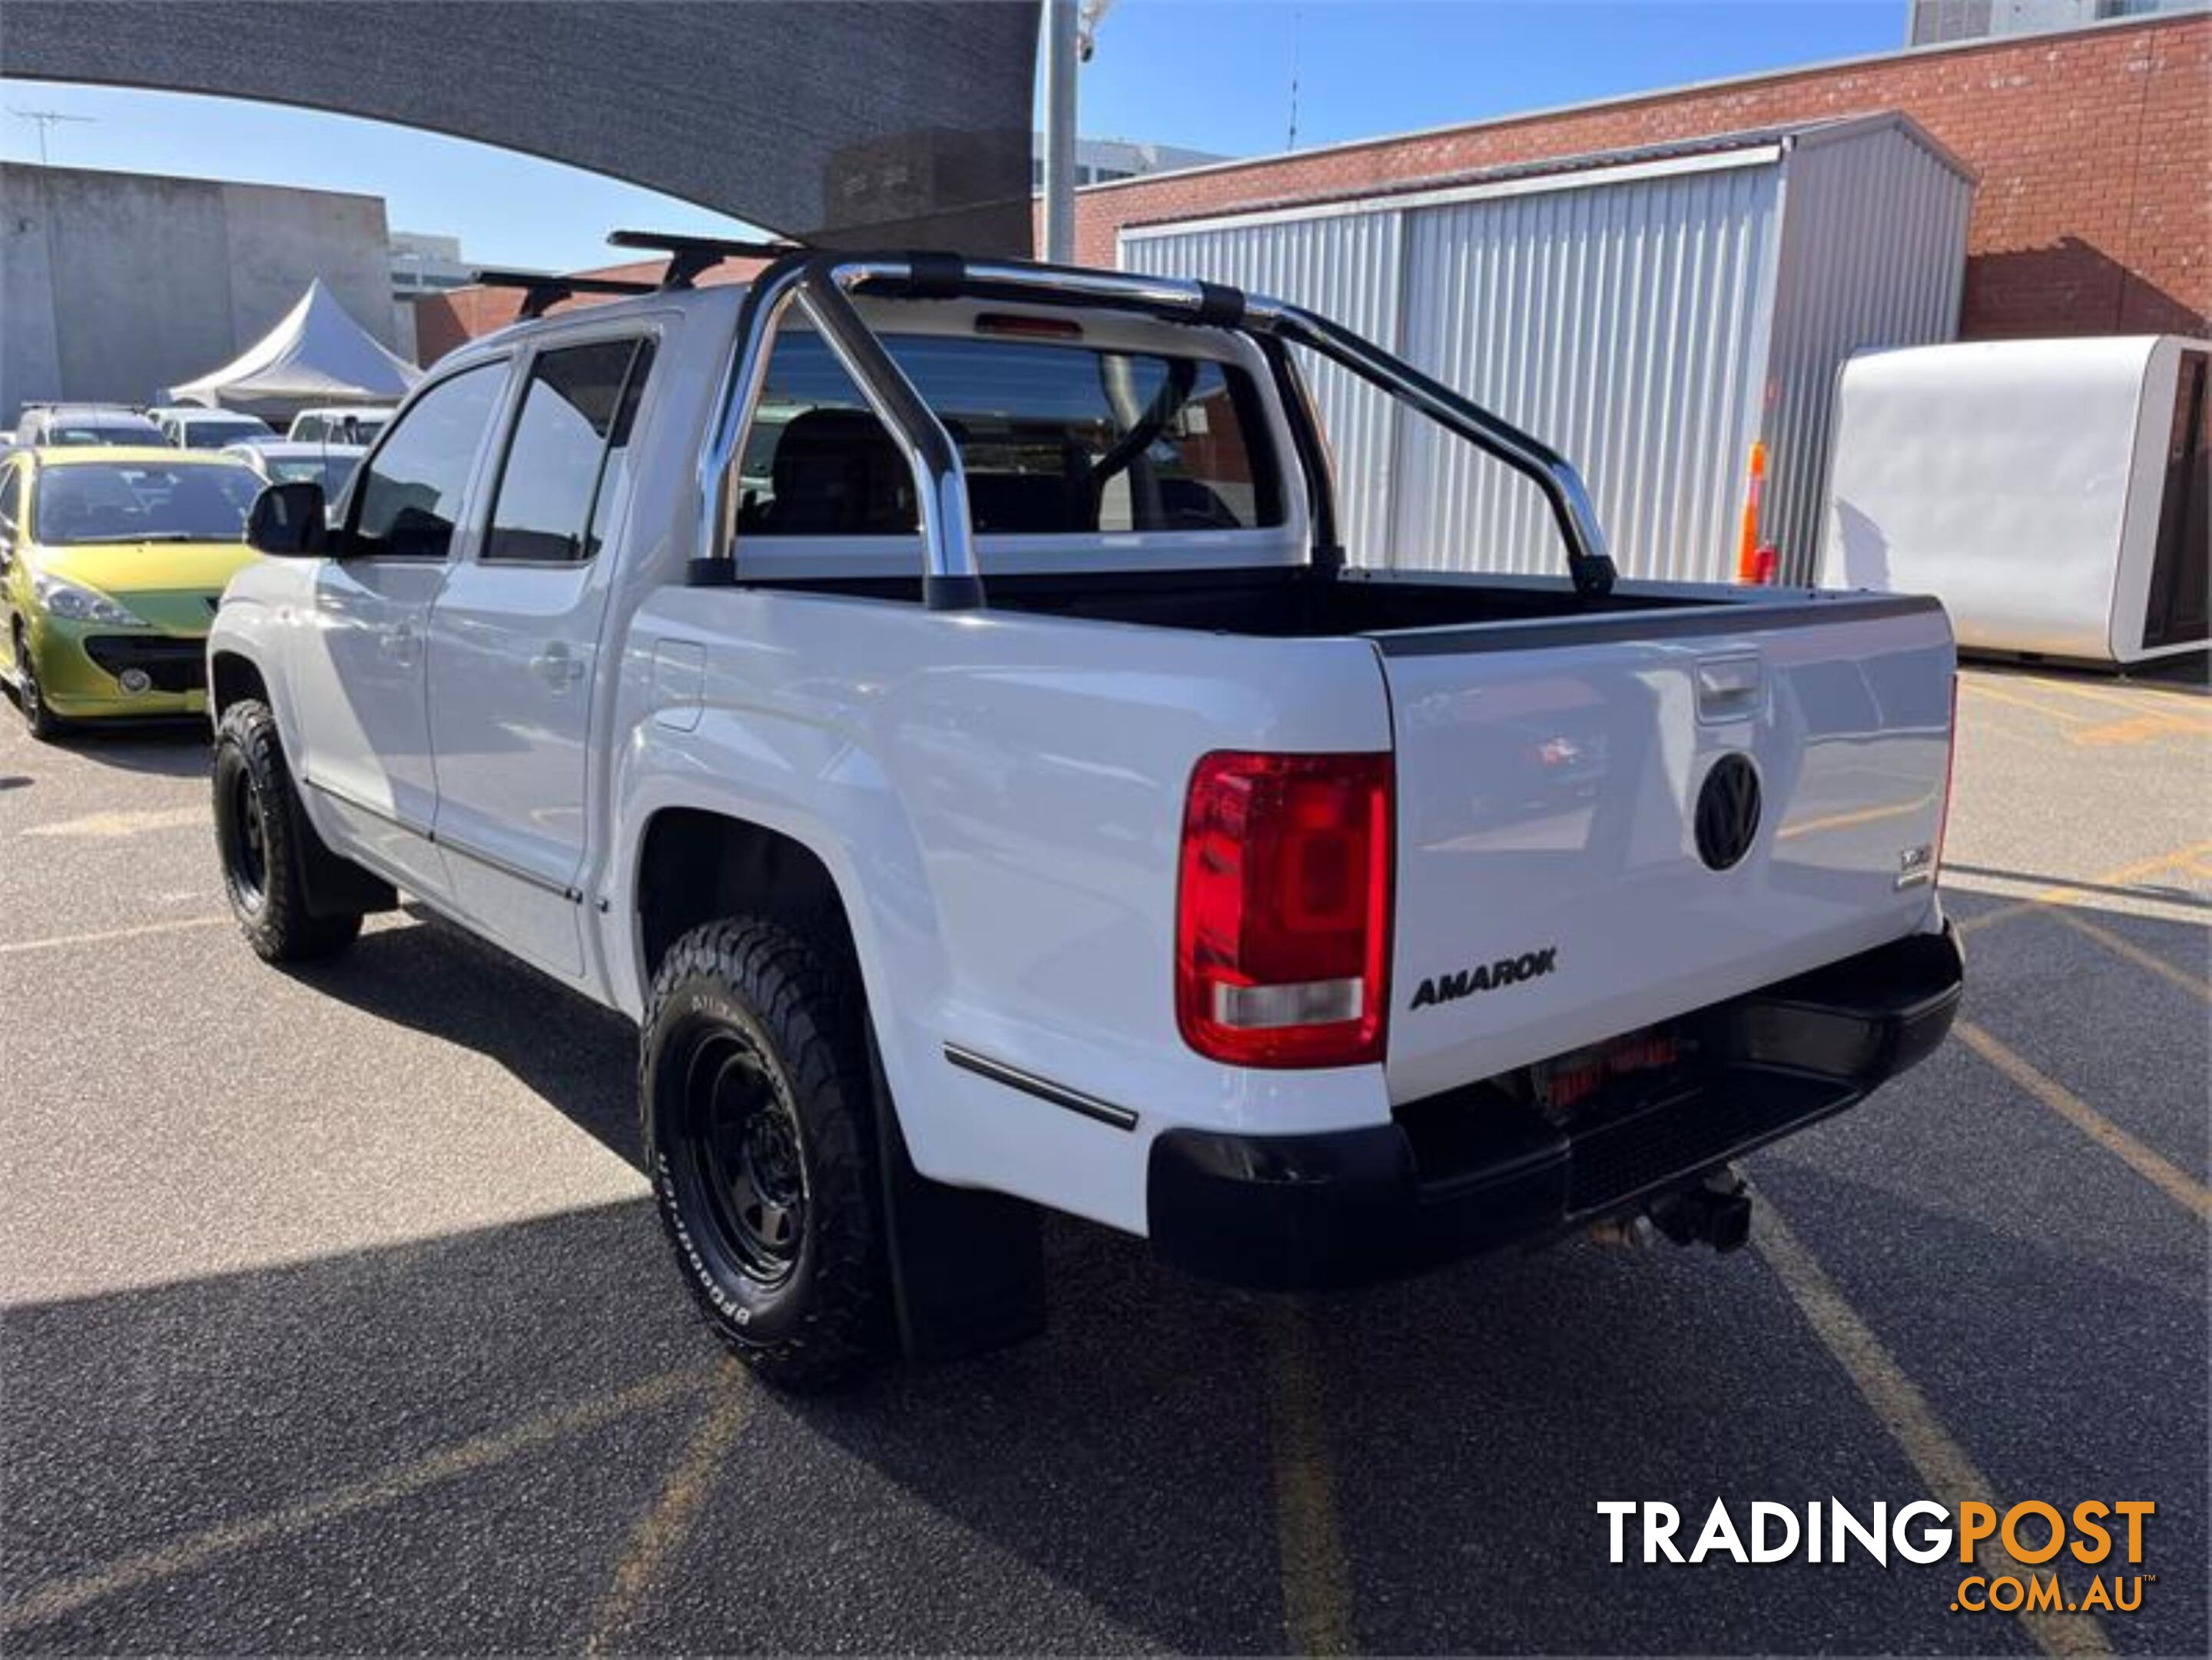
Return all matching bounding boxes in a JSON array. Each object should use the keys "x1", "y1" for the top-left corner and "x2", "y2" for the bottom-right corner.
[
  {"x1": 641, "y1": 919, "x2": 891, "y2": 1389},
  {"x1": 212, "y1": 699, "x2": 363, "y2": 962}
]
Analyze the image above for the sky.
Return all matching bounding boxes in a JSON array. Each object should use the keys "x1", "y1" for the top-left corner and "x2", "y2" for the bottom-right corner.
[{"x1": 0, "y1": 1, "x2": 1907, "y2": 273}]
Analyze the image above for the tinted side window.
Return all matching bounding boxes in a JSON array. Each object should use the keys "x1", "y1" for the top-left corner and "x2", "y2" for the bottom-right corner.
[
  {"x1": 736, "y1": 332, "x2": 1280, "y2": 540},
  {"x1": 350, "y1": 366, "x2": 504, "y2": 559},
  {"x1": 485, "y1": 338, "x2": 654, "y2": 563}
]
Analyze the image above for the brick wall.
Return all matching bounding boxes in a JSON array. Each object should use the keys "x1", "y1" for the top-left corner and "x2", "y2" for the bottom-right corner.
[{"x1": 1076, "y1": 13, "x2": 2209, "y2": 339}]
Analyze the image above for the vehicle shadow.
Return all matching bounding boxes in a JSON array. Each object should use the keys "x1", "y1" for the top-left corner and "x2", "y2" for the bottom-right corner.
[
  {"x1": 40, "y1": 721, "x2": 212, "y2": 779},
  {"x1": 1, "y1": 1201, "x2": 715, "y2": 1654},
  {"x1": 1942, "y1": 862, "x2": 2211, "y2": 911},
  {"x1": 107, "y1": 885, "x2": 2194, "y2": 1654}
]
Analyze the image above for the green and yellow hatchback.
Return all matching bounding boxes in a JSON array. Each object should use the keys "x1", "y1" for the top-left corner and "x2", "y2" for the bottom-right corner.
[{"x1": 0, "y1": 447, "x2": 264, "y2": 739}]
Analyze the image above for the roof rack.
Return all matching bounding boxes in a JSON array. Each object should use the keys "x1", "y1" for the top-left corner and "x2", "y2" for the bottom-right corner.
[
  {"x1": 606, "y1": 229, "x2": 808, "y2": 289},
  {"x1": 472, "y1": 267, "x2": 658, "y2": 320}
]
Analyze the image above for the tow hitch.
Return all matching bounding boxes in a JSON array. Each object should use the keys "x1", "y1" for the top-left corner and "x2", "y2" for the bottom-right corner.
[{"x1": 1590, "y1": 1167, "x2": 1753, "y2": 1253}]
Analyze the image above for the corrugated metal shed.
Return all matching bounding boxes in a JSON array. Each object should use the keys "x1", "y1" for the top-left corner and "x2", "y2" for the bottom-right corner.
[{"x1": 1120, "y1": 114, "x2": 1973, "y2": 585}]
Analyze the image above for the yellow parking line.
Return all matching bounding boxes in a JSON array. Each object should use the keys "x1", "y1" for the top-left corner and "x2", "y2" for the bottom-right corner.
[
  {"x1": 1955, "y1": 1021, "x2": 2210, "y2": 1220},
  {"x1": 2049, "y1": 909, "x2": 2211, "y2": 1002},
  {"x1": 0, "y1": 915, "x2": 230, "y2": 957},
  {"x1": 0, "y1": 1366, "x2": 715, "y2": 1632},
  {"x1": 1263, "y1": 1300, "x2": 1355, "y2": 1657},
  {"x1": 583, "y1": 1363, "x2": 748, "y2": 1654},
  {"x1": 2067, "y1": 714, "x2": 2197, "y2": 749},
  {"x1": 1750, "y1": 1193, "x2": 2112, "y2": 1658},
  {"x1": 1958, "y1": 679, "x2": 2094, "y2": 724},
  {"x1": 2021, "y1": 676, "x2": 2212, "y2": 722}
]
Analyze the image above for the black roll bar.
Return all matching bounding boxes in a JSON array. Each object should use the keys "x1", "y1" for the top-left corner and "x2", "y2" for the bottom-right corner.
[{"x1": 677, "y1": 248, "x2": 1618, "y2": 607}]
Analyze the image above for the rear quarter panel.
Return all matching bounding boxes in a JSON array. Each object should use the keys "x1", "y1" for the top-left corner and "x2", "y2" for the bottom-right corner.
[{"x1": 605, "y1": 590, "x2": 1396, "y2": 1235}]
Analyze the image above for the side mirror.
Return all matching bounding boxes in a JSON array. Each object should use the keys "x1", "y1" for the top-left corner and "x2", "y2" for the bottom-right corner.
[{"x1": 247, "y1": 480, "x2": 329, "y2": 556}]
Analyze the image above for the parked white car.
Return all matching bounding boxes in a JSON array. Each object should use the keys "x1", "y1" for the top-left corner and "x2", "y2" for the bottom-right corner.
[
  {"x1": 285, "y1": 406, "x2": 394, "y2": 447},
  {"x1": 222, "y1": 439, "x2": 367, "y2": 503},
  {"x1": 13, "y1": 403, "x2": 164, "y2": 447},
  {"x1": 151, "y1": 407, "x2": 277, "y2": 451},
  {"x1": 208, "y1": 249, "x2": 1963, "y2": 1387}
]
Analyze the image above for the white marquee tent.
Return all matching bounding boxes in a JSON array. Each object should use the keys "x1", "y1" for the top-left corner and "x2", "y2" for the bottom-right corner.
[{"x1": 164, "y1": 280, "x2": 420, "y2": 416}]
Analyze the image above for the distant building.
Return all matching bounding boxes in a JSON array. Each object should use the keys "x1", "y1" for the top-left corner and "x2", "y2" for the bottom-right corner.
[
  {"x1": 1030, "y1": 136, "x2": 1228, "y2": 191},
  {"x1": 389, "y1": 230, "x2": 482, "y2": 299},
  {"x1": 389, "y1": 230, "x2": 520, "y2": 362},
  {"x1": 0, "y1": 162, "x2": 400, "y2": 426},
  {"x1": 1906, "y1": 0, "x2": 2202, "y2": 45}
]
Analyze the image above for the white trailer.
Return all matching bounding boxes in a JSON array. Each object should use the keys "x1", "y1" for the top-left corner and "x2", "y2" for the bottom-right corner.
[{"x1": 1819, "y1": 336, "x2": 2209, "y2": 667}]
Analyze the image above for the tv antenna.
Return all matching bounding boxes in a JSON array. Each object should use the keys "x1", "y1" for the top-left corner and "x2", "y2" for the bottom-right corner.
[
  {"x1": 1287, "y1": 9, "x2": 1302, "y2": 151},
  {"x1": 10, "y1": 107, "x2": 96, "y2": 167}
]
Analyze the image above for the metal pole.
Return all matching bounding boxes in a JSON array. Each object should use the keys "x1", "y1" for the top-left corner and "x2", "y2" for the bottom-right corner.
[{"x1": 1040, "y1": 0, "x2": 1078, "y2": 262}]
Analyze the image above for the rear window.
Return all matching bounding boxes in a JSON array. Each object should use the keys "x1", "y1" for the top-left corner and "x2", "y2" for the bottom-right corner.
[
  {"x1": 49, "y1": 421, "x2": 159, "y2": 447},
  {"x1": 735, "y1": 331, "x2": 1280, "y2": 540},
  {"x1": 181, "y1": 418, "x2": 268, "y2": 449}
]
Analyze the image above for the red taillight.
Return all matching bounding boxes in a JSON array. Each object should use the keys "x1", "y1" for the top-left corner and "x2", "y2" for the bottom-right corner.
[{"x1": 1176, "y1": 751, "x2": 1393, "y2": 1068}]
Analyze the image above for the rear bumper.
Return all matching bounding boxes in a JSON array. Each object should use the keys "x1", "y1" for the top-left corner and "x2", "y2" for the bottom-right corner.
[{"x1": 1147, "y1": 923, "x2": 1963, "y2": 1291}]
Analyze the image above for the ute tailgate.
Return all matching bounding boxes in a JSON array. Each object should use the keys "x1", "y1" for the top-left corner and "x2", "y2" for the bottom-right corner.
[{"x1": 1375, "y1": 593, "x2": 1954, "y2": 1104}]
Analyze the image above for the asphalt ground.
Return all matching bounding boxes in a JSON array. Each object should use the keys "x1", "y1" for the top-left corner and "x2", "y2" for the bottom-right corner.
[{"x1": 1, "y1": 660, "x2": 2205, "y2": 1656}]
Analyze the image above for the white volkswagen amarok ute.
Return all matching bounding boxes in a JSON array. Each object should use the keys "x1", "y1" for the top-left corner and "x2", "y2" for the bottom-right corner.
[{"x1": 207, "y1": 235, "x2": 1964, "y2": 1387}]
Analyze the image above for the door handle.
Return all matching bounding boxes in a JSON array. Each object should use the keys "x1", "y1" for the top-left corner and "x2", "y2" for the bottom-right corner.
[
  {"x1": 378, "y1": 622, "x2": 416, "y2": 663},
  {"x1": 532, "y1": 643, "x2": 585, "y2": 689}
]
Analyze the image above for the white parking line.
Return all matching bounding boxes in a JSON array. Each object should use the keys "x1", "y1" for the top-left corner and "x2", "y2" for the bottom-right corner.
[
  {"x1": 21, "y1": 806, "x2": 207, "y2": 839},
  {"x1": 0, "y1": 916, "x2": 230, "y2": 957}
]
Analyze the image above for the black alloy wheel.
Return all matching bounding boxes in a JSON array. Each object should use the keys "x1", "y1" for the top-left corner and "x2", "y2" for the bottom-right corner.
[
  {"x1": 223, "y1": 760, "x2": 271, "y2": 914},
  {"x1": 677, "y1": 1030, "x2": 810, "y2": 1288}
]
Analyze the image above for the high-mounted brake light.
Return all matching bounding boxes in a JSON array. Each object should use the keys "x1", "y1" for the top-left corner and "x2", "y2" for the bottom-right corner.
[
  {"x1": 1176, "y1": 751, "x2": 1393, "y2": 1068},
  {"x1": 975, "y1": 312, "x2": 1084, "y2": 340}
]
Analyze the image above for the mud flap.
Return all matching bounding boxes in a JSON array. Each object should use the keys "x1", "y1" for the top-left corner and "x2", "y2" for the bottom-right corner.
[
  {"x1": 870, "y1": 1034, "x2": 1047, "y2": 1363},
  {"x1": 291, "y1": 795, "x2": 399, "y2": 921}
]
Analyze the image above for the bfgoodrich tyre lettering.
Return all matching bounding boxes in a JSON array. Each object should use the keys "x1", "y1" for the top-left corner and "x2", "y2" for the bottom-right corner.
[{"x1": 639, "y1": 918, "x2": 890, "y2": 1389}]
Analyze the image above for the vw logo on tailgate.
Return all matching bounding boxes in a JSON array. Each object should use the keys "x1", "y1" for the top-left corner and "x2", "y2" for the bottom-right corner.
[{"x1": 1694, "y1": 752, "x2": 1762, "y2": 871}]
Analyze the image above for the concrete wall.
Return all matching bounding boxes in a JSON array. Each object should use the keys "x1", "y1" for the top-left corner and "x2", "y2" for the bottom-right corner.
[{"x1": 0, "y1": 164, "x2": 396, "y2": 426}]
